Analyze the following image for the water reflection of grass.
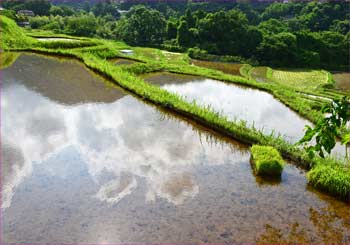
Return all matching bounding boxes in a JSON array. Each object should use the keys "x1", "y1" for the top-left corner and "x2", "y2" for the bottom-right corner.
[{"x1": 0, "y1": 52, "x2": 20, "y2": 69}]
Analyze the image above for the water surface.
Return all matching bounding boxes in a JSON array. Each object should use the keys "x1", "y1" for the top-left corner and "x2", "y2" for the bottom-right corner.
[
  {"x1": 142, "y1": 72, "x2": 311, "y2": 144},
  {"x1": 109, "y1": 58, "x2": 137, "y2": 66},
  {"x1": 37, "y1": 37, "x2": 79, "y2": 42},
  {"x1": 1, "y1": 54, "x2": 349, "y2": 244},
  {"x1": 250, "y1": 67, "x2": 271, "y2": 83}
]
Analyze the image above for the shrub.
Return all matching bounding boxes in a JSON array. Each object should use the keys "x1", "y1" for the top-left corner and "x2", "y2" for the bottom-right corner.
[{"x1": 251, "y1": 145, "x2": 285, "y2": 176}]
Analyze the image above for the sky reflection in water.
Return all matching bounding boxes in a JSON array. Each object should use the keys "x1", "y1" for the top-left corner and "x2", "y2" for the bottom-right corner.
[{"x1": 1, "y1": 53, "x2": 349, "y2": 244}]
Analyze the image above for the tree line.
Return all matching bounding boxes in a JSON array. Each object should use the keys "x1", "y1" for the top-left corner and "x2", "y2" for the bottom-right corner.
[{"x1": 1, "y1": 0, "x2": 349, "y2": 69}]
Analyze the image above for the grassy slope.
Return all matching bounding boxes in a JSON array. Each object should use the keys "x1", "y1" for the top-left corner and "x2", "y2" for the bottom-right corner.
[
  {"x1": 0, "y1": 16, "x2": 37, "y2": 49},
  {"x1": 3, "y1": 21, "x2": 350, "y2": 201}
]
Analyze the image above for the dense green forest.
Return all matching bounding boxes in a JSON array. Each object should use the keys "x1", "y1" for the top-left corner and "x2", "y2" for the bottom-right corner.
[{"x1": 1, "y1": 0, "x2": 349, "y2": 69}]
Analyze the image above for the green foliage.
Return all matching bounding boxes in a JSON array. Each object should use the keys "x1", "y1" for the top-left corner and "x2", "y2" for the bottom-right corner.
[
  {"x1": 92, "y1": 2, "x2": 120, "y2": 19},
  {"x1": 307, "y1": 164, "x2": 350, "y2": 201},
  {"x1": 0, "y1": 9, "x2": 17, "y2": 20},
  {"x1": 251, "y1": 145, "x2": 285, "y2": 176},
  {"x1": 166, "y1": 18, "x2": 178, "y2": 40},
  {"x1": 197, "y1": 9, "x2": 250, "y2": 56},
  {"x1": 177, "y1": 20, "x2": 197, "y2": 47},
  {"x1": 12, "y1": 1, "x2": 349, "y2": 70},
  {"x1": 257, "y1": 32, "x2": 298, "y2": 67},
  {"x1": 50, "y1": 5, "x2": 74, "y2": 17},
  {"x1": 116, "y1": 5, "x2": 166, "y2": 46},
  {"x1": 299, "y1": 96, "x2": 350, "y2": 158},
  {"x1": 3, "y1": 0, "x2": 51, "y2": 16},
  {"x1": 29, "y1": 15, "x2": 50, "y2": 29},
  {"x1": 258, "y1": 18, "x2": 290, "y2": 35},
  {"x1": 64, "y1": 15, "x2": 97, "y2": 37},
  {"x1": 261, "y1": 2, "x2": 292, "y2": 20}
]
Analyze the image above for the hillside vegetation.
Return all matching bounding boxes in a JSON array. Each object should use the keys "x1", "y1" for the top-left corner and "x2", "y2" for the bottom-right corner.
[
  {"x1": 2, "y1": 0, "x2": 349, "y2": 70},
  {"x1": 0, "y1": 15, "x2": 36, "y2": 49}
]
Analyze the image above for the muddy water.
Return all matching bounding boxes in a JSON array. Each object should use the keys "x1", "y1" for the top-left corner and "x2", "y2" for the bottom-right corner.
[
  {"x1": 110, "y1": 58, "x2": 137, "y2": 66},
  {"x1": 333, "y1": 72, "x2": 350, "y2": 92},
  {"x1": 1, "y1": 53, "x2": 350, "y2": 244},
  {"x1": 142, "y1": 72, "x2": 311, "y2": 144},
  {"x1": 192, "y1": 60, "x2": 243, "y2": 76},
  {"x1": 250, "y1": 67, "x2": 271, "y2": 83},
  {"x1": 2, "y1": 53, "x2": 123, "y2": 105}
]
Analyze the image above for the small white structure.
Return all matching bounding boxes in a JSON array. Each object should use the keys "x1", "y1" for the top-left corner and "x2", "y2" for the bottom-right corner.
[
  {"x1": 120, "y1": 49, "x2": 134, "y2": 55},
  {"x1": 17, "y1": 10, "x2": 34, "y2": 17}
]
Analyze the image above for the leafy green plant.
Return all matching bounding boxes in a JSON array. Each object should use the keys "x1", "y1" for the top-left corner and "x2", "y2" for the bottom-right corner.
[{"x1": 299, "y1": 96, "x2": 350, "y2": 158}]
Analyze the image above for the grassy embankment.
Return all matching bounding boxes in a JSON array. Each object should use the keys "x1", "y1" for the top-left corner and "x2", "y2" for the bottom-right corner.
[{"x1": 1, "y1": 15, "x2": 349, "y2": 201}]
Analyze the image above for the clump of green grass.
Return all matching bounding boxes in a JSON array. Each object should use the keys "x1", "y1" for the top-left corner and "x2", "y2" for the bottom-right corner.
[
  {"x1": 251, "y1": 145, "x2": 285, "y2": 176},
  {"x1": 307, "y1": 164, "x2": 350, "y2": 201}
]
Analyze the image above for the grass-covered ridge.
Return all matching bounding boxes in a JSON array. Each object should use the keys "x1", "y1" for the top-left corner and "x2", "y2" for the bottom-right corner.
[
  {"x1": 308, "y1": 164, "x2": 350, "y2": 201},
  {"x1": 2, "y1": 17, "x2": 349, "y2": 202},
  {"x1": 0, "y1": 16, "x2": 37, "y2": 49},
  {"x1": 251, "y1": 145, "x2": 285, "y2": 177}
]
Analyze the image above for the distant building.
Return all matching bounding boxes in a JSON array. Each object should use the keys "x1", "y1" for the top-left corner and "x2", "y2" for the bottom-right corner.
[
  {"x1": 17, "y1": 10, "x2": 35, "y2": 17},
  {"x1": 17, "y1": 21, "x2": 30, "y2": 27}
]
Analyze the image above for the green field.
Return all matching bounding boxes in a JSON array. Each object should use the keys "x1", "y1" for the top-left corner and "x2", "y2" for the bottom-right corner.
[{"x1": 270, "y1": 69, "x2": 331, "y2": 91}]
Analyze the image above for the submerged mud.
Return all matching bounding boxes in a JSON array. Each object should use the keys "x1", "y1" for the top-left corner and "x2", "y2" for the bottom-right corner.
[
  {"x1": 333, "y1": 72, "x2": 350, "y2": 92},
  {"x1": 109, "y1": 58, "x2": 138, "y2": 66},
  {"x1": 192, "y1": 60, "x2": 243, "y2": 76}
]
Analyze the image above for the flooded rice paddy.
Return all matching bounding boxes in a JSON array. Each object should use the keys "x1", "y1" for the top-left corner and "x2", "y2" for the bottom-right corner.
[
  {"x1": 332, "y1": 72, "x2": 350, "y2": 92},
  {"x1": 192, "y1": 60, "x2": 243, "y2": 76},
  {"x1": 142, "y1": 72, "x2": 347, "y2": 157},
  {"x1": 142, "y1": 72, "x2": 310, "y2": 144},
  {"x1": 1, "y1": 53, "x2": 349, "y2": 244}
]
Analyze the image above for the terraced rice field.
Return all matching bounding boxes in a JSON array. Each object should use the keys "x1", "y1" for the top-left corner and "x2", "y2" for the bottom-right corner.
[{"x1": 271, "y1": 69, "x2": 330, "y2": 91}]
